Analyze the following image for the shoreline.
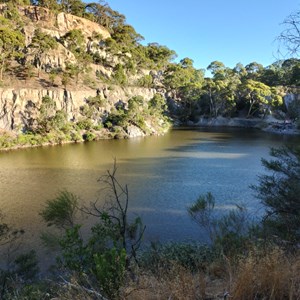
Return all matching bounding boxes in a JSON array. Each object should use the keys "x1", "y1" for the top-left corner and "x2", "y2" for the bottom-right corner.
[
  {"x1": 1, "y1": 117, "x2": 299, "y2": 152},
  {"x1": 186, "y1": 116, "x2": 300, "y2": 136}
]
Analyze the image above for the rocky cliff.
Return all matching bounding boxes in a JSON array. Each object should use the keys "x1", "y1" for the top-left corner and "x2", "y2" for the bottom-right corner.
[
  {"x1": 0, "y1": 86, "x2": 157, "y2": 131},
  {"x1": 0, "y1": 5, "x2": 169, "y2": 143}
]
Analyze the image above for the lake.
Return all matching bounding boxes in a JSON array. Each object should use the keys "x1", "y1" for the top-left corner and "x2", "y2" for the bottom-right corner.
[{"x1": 0, "y1": 127, "x2": 299, "y2": 264}]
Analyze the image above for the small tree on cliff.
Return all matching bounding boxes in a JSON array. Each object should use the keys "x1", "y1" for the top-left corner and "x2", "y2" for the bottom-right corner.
[
  {"x1": 0, "y1": 17, "x2": 24, "y2": 81},
  {"x1": 28, "y1": 29, "x2": 58, "y2": 77}
]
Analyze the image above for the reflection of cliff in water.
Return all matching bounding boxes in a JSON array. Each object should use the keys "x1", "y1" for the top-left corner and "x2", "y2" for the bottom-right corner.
[{"x1": 0, "y1": 127, "x2": 299, "y2": 270}]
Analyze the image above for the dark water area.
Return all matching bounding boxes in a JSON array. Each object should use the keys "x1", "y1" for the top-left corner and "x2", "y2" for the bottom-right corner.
[{"x1": 0, "y1": 127, "x2": 299, "y2": 268}]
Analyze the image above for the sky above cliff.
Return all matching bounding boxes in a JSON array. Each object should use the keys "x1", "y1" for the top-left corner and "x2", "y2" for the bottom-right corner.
[{"x1": 104, "y1": 0, "x2": 299, "y2": 72}]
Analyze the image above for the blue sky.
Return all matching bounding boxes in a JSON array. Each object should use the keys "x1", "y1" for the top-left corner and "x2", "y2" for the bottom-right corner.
[{"x1": 103, "y1": 0, "x2": 300, "y2": 71}]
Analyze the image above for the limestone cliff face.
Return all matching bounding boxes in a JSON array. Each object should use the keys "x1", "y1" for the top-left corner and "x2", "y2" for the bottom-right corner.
[
  {"x1": 0, "y1": 5, "x2": 111, "y2": 42},
  {"x1": 0, "y1": 86, "x2": 157, "y2": 131},
  {"x1": 0, "y1": 4, "x2": 111, "y2": 70},
  {"x1": 0, "y1": 5, "x2": 165, "y2": 138}
]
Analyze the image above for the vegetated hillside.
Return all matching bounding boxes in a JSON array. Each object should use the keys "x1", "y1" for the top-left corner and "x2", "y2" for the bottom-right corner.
[
  {"x1": 0, "y1": 2, "x2": 175, "y2": 146},
  {"x1": 0, "y1": 1, "x2": 300, "y2": 150}
]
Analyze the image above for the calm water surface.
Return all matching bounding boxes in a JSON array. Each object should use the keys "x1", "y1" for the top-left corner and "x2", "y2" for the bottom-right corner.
[{"x1": 0, "y1": 128, "x2": 299, "y2": 257}]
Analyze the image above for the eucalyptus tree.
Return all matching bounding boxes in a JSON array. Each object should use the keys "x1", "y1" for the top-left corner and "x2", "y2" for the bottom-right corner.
[
  {"x1": 240, "y1": 79, "x2": 282, "y2": 117},
  {"x1": 145, "y1": 42, "x2": 176, "y2": 69},
  {"x1": 28, "y1": 29, "x2": 58, "y2": 77},
  {"x1": 245, "y1": 61, "x2": 264, "y2": 80},
  {"x1": 233, "y1": 62, "x2": 247, "y2": 81},
  {"x1": 61, "y1": 29, "x2": 85, "y2": 54},
  {"x1": 202, "y1": 61, "x2": 240, "y2": 117},
  {"x1": 0, "y1": 17, "x2": 24, "y2": 81},
  {"x1": 85, "y1": 1, "x2": 125, "y2": 32},
  {"x1": 33, "y1": 0, "x2": 59, "y2": 9},
  {"x1": 163, "y1": 58, "x2": 204, "y2": 118},
  {"x1": 59, "y1": 0, "x2": 85, "y2": 16}
]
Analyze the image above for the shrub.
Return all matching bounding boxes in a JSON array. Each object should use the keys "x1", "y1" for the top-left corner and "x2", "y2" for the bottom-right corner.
[
  {"x1": 252, "y1": 146, "x2": 300, "y2": 247},
  {"x1": 139, "y1": 242, "x2": 217, "y2": 273},
  {"x1": 83, "y1": 131, "x2": 96, "y2": 141},
  {"x1": 40, "y1": 163, "x2": 145, "y2": 298},
  {"x1": 76, "y1": 119, "x2": 93, "y2": 130},
  {"x1": 188, "y1": 193, "x2": 251, "y2": 258}
]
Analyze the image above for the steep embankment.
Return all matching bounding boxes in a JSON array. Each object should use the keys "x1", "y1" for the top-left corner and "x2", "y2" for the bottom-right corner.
[
  {"x1": 0, "y1": 86, "x2": 157, "y2": 131},
  {"x1": 0, "y1": 5, "x2": 170, "y2": 149}
]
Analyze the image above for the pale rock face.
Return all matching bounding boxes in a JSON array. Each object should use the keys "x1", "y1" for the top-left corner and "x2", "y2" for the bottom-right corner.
[
  {"x1": 0, "y1": 5, "x2": 164, "y2": 137},
  {"x1": 5, "y1": 5, "x2": 111, "y2": 72},
  {"x1": 284, "y1": 94, "x2": 300, "y2": 108},
  {"x1": 126, "y1": 125, "x2": 145, "y2": 137},
  {"x1": 0, "y1": 87, "x2": 157, "y2": 132}
]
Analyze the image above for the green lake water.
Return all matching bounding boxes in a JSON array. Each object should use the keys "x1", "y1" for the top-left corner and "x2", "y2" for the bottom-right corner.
[{"x1": 0, "y1": 127, "x2": 299, "y2": 266}]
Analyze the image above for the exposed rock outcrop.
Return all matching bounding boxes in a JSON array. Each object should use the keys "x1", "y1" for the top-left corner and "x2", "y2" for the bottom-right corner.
[{"x1": 0, "y1": 86, "x2": 157, "y2": 132}]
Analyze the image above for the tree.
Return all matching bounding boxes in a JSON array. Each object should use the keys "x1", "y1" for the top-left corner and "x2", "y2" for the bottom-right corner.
[
  {"x1": 277, "y1": 10, "x2": 300, "y2": 57},
  {"x1": 113, "y1": 63, "x2": 127, "y2": 85},
  {"x1": 85, "y1": 1, "x2": 125, "y2": 32},
  {"x1": 145, "y1": 42, "x2": 176, "y2": 69},
  {"x1": 58, "y1": 0, "x2": 85, "y2": 16},
  {"x1": 35, "y1": 0, "x2": 59, "y2": 9},
  {"x1": 253, "y1": 146, "x2": 300, "y2": 247},
  {"x1": 28, "y1": 29, "x2": 58, "y2": 77},
  {"x1": 61, "y1": 29, "x2": 85, "y2": 55},
  {"x1": 207, "y1": 60, "x2": 226, "y2": 79},
  {"x1": 111, "y1": 24, "x2": 144, "y2": 49},
  {"x1": 40, "y1": 163, "x2": 145, "y2": 298},
  {"x1": 245, "y1": 61, "x2": 264, "y2": 80},
  {"x1": 240, "y1": 79, "x2": 277, "y2": 117},
  {"x1": 0, "y1": 17, "x2": 24, "y2": 81}
]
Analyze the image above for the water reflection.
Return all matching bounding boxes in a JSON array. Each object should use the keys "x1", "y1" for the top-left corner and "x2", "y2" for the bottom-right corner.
[{"x1": 0, "y1": 128, "x2": 299, "y2": 251}]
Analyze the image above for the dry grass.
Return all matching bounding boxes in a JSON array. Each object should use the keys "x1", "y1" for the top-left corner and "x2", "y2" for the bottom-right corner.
[
  {"x1": 122, "y1": 264, "x2": 228, "y2": 300},
  {"x1": 231, "y1": 248, "x2": 300, "y2": 300},
  {"x1": 52, "y1": 249, "x2": 300, "y2": 300}
]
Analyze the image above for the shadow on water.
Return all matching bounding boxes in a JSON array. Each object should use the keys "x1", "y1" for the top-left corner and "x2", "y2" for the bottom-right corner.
[{"x1": 0, "y1": 127, "x2": 300, "y2": 270}]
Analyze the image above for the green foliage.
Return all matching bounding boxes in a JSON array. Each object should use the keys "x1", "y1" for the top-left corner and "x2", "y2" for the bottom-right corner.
[
  {"x1": 65, "y1": 63, "x2": 83, "y2": 83},
  {"x1": 111, "y1": 24, "x2": 144, "y2": 49},
  {"x1": 86, "y1": 95, "x2": 106, "y2": 108},
  {"x1": 113, "y1": 63, "x2": 127, "y2": 85},
  {"x1": 83, "y1": 131, "x2": 96, "y2": 141},
  {"x1": 145, "y1": 42, "x2": 177, "y2": 68},
  {"x1": 149, "y1": 93, "x2": 167, "y2": 115},
  {"x1": 188, "y1": 193, "x2": 251, "y2": 257},
  {"x1": 14, "y1": 250, "x2": 39, "y2": 281},
  {"x1": 58, "y1": 225, "x2": 86, "y2": 272},
  {"x1": 253, "y1": 146, "x2": 300, "y2": 247},
  {"x1": 84, "y1": 1, "x2": 126, "y2": 31},
  {"x1": 0, "y1": 212, "x2": 39, "y2": 299},
  {"x1": 40, "y1": 163, "x2": 145, "y2": 298},
  {"x1": 35, "y1": 96, "x2": 60, "y2": 134},
  {"x1": 164, "y1": 58, "x2": 203, "y2": 90},
  {"x1": 140, "y1": 242, "x2": 217, "y2": 273},
  {"x1": 93, "y1": 247, "x2": 126, "y2": 297},
  {"x1": 137, "y1": 74, "x2": 153, "y2": 87},
  {"x1": 40, "y1": 190, "x2": 79, "y2": 229},
  {"x1": 76, "y1": 118, "x2": 93, "y2": 130},
  {"x1": 240, "y1": 79, "x2": 273, "y2": 117},
  {"x1": 0, "y1": 18, "x2": 25, "y2": 80},
  {"x1": 29, "y1": 29, "x2": 58, "y2": 75},
  {"x1": 61, "y1": 29, "x2": 85, "y2": 55}
]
